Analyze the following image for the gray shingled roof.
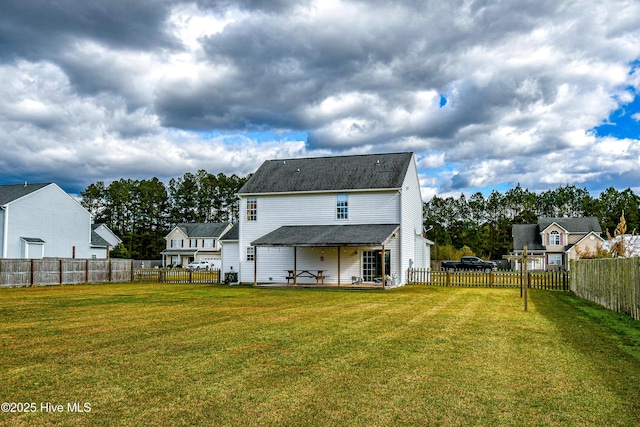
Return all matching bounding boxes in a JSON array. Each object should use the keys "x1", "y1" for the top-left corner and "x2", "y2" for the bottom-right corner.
[
  {"x1": 252, "y1": 224, "x2": 400, "y2": 247},
  {"x1": 238, "y1": 152, "x2": 413, "y2": 194},
  {"x1": 220, "y1": 223, "x2": 239, "y2": 241},
  {"x1": 538, "y1": 217, "x2": 602, "y2": 233},
  {"x1": 176, "y1": 222, "x2": 231, "y2": 238},
  {"x1": 512, "y1": 217, "x2": 603, "y2": 251},
  {"x1": 0, "y1": 183, "x2": 52, "y2": 205},
  {"x1": 512, "y1": 224, "x2": 545, "y2": 251},
  {"x1": 91, "y1": 231, "x2": 109, "y2": 247}
]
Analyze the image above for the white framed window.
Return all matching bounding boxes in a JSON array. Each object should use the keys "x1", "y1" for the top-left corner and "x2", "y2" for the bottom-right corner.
[
  {"x1": 549, "y1": 230, "x2": 561, "y2": 245},
  {"x1": 548, "y1": 254, "x2": 562, "y2": 265},
  {"x1": 189, "y1": 239, "x2": 198, "y2": 248},
  {"x1": 337, "y1": 194, "x2": 348, "y2": 220},
  {"x1": 171, "y1": 239, "x2": 183, "y2": 248},
  {"x1": 247, "y1": 197, "x2": 257, "y2": 221},
  {"x1": 246, "y1": 246, "x2": 255, "y2": 261},
  {"x1": 203, "y1": 239, "x2": 214, "y2": 248}
]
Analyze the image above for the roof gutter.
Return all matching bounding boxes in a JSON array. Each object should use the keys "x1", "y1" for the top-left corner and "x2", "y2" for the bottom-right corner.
[{"x1": 237, "y1": 187, "x2": 402, "y2": 197}]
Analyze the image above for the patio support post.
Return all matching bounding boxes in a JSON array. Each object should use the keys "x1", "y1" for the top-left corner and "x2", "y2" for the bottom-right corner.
[
  {"x1": 253, "y1": 246, "x2": 257, "y2": 286},
  {"x1": 337, "y1": 246, "x2": 341, "y2": 287},
  {"x1": 294, "y1": 246, "x2": 297, "y2": 286},
  {"x1": 382, "y1": 244, "x2": 386, "y2": 288}
]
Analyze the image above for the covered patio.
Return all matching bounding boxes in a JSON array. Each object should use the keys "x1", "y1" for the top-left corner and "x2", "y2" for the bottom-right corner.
[{"x1": 250, "y1": 224, "x2": 400, "y2": 287}]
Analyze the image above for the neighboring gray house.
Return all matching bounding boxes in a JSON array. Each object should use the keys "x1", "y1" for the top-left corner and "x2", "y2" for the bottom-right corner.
[
  {"x1": 236, "y1": 152, "x2": 431, "y2": 286},
  {"x1": 508, "y1": 217, "x2": 604, "y2": 270},
  {"x1": 162, "y1": 222, "x2": 233, "y2": 268},
  {"x1": 0, "y1": 182, "x2": 96, "y2": 259},
  {"x1": 90, "y1": 223, "x2": 122, "y2": 259}
]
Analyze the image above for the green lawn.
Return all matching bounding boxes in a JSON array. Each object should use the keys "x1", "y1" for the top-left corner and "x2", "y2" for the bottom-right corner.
[{"x1": 1, "y1": 284, "x2": 639, "y2": 426}]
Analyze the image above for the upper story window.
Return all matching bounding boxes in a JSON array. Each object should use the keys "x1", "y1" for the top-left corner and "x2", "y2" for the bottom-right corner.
[
  {"x1": 247, "y1": 197, "x2": 257, "y2": 221},
  {"x1": 203, "y1": 239, "x2": 214, "y2": 248},
  {"x1": 549, "y1": 230, "x2": 561, "y2": 245},
  {"x1": 337, "y1": 194, "x2": 348, "y2": 220},
  {"x1": 189, "y1": 239, "x2": 198, "y2": 248},
  {"x1": 171, "y1": 239, "x2": 183, "y2": 248}
]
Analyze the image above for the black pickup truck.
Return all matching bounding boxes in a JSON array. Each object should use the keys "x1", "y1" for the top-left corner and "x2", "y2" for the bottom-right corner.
[{"x1": 441, "y1": 256, "x2": 497, "y2": 272}]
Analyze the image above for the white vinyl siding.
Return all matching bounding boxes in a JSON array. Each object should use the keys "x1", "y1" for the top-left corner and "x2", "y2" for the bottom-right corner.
[
  {"x1": 3, "y1": 184, "x2": 93, "y2": 259},
  {"x1": 239, "y1": 191, "x2": 401, "y2": 283},
  {"x1": 400, "y1": 156, "x2": 427, "y2": 275},
  {"x1": 237, "y1": 154, "x2": 428, "y2": 285}
]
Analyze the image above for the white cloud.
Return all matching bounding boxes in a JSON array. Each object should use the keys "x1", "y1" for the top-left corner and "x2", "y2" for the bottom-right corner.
[{"x1": 0, "y1": 0, "x2": 639, "y2": 196}]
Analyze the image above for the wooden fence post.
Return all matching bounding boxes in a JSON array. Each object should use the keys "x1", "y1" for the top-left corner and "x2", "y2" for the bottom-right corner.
[
  {"x1": 30, "y1": 259, "x2": 35, "y2": 287},
  {"x1": 523, "y1": 246, "x2": 528, "y2": 312}
]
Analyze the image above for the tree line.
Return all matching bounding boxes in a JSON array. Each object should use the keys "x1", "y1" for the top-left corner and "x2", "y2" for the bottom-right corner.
[
  {"x1": 424, "y1": 184, "x2": 640, "y2": 260},
  {"x1": 81, "y1": 173, "x2": 639, "y2": 262},
  {"x1": 81, "y1": 171, "x2": 248, "y2": 259}
]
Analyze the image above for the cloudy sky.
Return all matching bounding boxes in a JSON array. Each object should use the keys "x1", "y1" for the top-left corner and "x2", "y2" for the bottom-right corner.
[{"x1": 1, "y1": 0, "x2": 639, "y2": 199}]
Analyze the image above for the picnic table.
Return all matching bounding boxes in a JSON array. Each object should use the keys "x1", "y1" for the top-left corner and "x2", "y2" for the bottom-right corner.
[{"x1": 286, "y1": 270, "x2": 326, "y2": 285}]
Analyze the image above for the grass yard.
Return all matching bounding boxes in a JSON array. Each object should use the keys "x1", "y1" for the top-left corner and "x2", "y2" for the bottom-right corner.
[{"x1": 1, "y1": 284, "x2": 639, "y2": 426}]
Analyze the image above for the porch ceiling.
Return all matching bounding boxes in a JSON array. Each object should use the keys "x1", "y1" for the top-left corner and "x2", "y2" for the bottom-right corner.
[{"x1": 251, "y1": 224, "x2": 400, "y2": 247}]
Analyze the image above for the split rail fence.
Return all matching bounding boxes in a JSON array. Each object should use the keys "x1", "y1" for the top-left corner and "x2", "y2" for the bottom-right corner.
[
  {"x1": 407, "y1": 269, "x2": 570, "y2": 291},
  {"x1": 0, "y1": 258, "x2": 133, "y2": 287},
  {"x1": 571, "y1": 258, "x2": 640, "y2": 320}
]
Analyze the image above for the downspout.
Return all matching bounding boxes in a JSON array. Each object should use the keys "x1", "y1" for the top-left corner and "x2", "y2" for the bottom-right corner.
[
  {"x1": 2, "y1": 205, "x2": 8, "y2": 258},
  {"x1": 398, "y1": 188, "x2": 403, "y2": 285}
]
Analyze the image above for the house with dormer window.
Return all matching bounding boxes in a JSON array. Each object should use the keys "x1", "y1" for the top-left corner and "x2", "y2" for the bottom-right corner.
[
  {"x1": 509, "y1": 217, "x2": 604, "y2": 270},
  {"x1": 235, "y1": 152, "x2": 431, "y2": 286},
  {"x1": 162, "y1": 222, "x2": 232, "y2": 268}
]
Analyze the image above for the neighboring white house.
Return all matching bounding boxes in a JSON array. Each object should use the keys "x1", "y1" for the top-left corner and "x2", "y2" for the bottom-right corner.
[
  {"x1": 602, "y1": 234, "x2": 640, "y2": 258},
  {"x1": 0, "y1": 182, "x2": 96, "y2": 259},
  {"x1": 161, "y1": 222, "x2": 233, "y2": 268},
  {"x1": 90, "y1": 223, "x2": 123, "y2": 259},
  {"x1": 236, "y1": 152, "x2": 431, "y2": 286}
]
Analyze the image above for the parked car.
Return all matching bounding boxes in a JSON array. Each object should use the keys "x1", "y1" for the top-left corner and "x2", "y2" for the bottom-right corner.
[
  {"x1": 186, "y1": 260, "x2": 212, "y2": 270},
  {"x1": 441, "y1": 256, "x2": 497, "y2": 272}
]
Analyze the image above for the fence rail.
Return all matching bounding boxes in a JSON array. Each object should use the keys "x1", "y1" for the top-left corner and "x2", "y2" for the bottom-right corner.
[
  {"x1": 407, "y1": 269, "x2": 569, "y2": 291},
  {"x1": 134, "y1": 268, "x2": 221, "y2": 284},
  {"x1": 571, "y1": 258, "x2": 640, "y2": 320},
  {"x1": 0, "y1": 258, "x2": 133, "y2": 287}
]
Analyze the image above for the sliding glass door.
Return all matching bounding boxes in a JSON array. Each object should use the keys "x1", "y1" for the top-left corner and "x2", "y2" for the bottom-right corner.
[{"x1": 362, "y1": 250, "x2": 390, "y2": 282}]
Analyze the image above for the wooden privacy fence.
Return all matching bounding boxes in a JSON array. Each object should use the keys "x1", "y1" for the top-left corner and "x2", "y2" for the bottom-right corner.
[
  {"x1": 571, "y1": 258, "x2": 640, "y2": 320},
  {"x1": 407, "y1": 269, "x2": 570, "y2": 291},
  {"x1": 0, "y1": 258, "x2": 133, "y2": 287},
  {"x1": 134, "y1": 268, "x2": 221, "y2": 284}
]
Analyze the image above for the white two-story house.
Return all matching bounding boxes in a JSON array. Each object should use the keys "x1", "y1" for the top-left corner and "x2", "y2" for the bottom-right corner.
[
  {"x1": 0, "y1": 182, "x2": 95, "y2": 259},
  {"x1": 236, "y1": 152, "x2": 430, "y2": 286},
  {"x1": 162, "y1": 222, "x2": 233, "y2": 268}
]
